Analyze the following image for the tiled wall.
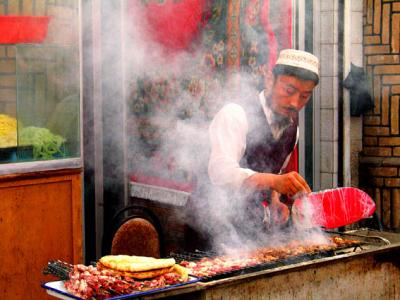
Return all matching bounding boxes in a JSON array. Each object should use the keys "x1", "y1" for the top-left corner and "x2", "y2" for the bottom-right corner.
[
  {"x1": 313, "y1": 0, "x2": 364, "y2": 190},
  {"x1": 349, "y1": 2, "x2": 365, "y2": 188},
  {"x1": 361, "y1": 0, "x2": 400, "y2": 230},
  {"x1": 0, "y1": 0, "x2": 78, "y2": 118},
  {"x1": 316, "y1": 0, "x2": 340, "y2": 190}
]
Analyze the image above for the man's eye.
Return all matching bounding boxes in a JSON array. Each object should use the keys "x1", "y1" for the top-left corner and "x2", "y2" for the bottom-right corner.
[{"x1": 285, "y1": 87, "x2": 295, "y2": 94}]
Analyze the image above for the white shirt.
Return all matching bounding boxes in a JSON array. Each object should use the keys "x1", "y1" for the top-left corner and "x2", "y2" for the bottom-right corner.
[{"x1": 208, "y1": 91, "x2": 298, "y2": 190}]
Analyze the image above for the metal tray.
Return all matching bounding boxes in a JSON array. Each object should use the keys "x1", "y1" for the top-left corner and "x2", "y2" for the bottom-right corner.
[{"x1": 42, "y1": 277, "x2": 200, "y2": 300}]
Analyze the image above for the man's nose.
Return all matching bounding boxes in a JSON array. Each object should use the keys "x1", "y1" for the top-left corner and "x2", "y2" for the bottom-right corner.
[{"x1": 288, "y1": 93, "x2": 302, "y2": 110}]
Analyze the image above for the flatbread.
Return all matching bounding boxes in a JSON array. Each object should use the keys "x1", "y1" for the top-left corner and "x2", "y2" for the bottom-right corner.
[
  {"x1": 97, "y1": 262, "x2": 174, "y2": 279},
  {"x1": 170, "y1": 264, "x2": 189, "y2": 282},
  {"x1": 99, "y1": 255, "x2": 176, "y2": 272}
]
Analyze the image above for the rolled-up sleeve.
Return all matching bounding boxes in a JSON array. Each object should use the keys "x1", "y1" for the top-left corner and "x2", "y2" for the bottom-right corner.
[{"x1": 208, "y1": 103, "x2": 256, "y2": 189}]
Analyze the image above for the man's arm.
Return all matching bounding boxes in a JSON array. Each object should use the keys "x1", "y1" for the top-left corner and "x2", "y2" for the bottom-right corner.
[
  {"x1": 208, "y1": 103, "x2": 256, "y2": 189},
  {"x1": 208, "y1": 103, "x2": 311, "y2": 196}
]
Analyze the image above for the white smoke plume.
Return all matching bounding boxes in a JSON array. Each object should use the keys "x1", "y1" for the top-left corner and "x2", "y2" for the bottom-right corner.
[{"x1": 94, "y1": 1, "x2": 328, "y2": 253}]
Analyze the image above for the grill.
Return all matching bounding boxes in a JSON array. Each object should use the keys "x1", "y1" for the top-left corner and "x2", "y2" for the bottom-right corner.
[
  {"x1": 169, "y1": 231, "x2": 382, "y2": 282},
  {"x1": 171, "y1": 250, "x2": 333, "y2": 282},
  {"x1": 164, "y1": 229, "x2": 400, "y2": 300},
  {"x1": 43, "y1": 260, "x2": 72, "y2": 280},
  {"x1": 43, "y1": 229, "x2": 400, "y2": 300}
]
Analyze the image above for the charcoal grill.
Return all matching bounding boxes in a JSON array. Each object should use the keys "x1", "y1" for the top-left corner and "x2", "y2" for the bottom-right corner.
[
  {"x1": 169, "y1": 231, "x2": 378, "y2": 282},
  {"x1": 130, "y1": 228, "x2": 400, "y2": 299},
  {"x1": 43, "y1": 229, "x2": 400, "y2": 300},
  {"x1": 171, "y1": 251, "x2": 330, "y2": 282}
]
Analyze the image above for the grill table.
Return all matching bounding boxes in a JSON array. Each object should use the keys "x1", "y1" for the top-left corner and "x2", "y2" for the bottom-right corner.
[{"x1": 44, "y1": 229, "x2": 400, "y2": 300}]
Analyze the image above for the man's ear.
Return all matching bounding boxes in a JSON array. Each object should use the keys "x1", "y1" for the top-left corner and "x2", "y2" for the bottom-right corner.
[{"x1": 264, "y1": 70, "x2": 274, "y2": 91}]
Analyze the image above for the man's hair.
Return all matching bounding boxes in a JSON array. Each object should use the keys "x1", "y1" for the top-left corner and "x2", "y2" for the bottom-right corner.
[{"x1": 272, "y1": 64, "x2": 319, "y2": 85}]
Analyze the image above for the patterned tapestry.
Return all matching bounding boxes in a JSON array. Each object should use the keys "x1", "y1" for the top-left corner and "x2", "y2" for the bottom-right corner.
[{"x1": 127, "y1": 0, "x2": 293, "y2": 185}]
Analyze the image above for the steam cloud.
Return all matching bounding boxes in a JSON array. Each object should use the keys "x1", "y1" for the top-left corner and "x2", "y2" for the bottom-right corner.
[{"x1": 99, "y1": 1, "x2": 329, "y2": 253}]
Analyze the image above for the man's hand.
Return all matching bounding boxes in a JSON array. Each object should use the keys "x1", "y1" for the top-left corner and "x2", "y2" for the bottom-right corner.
[
  {"x1": 270, "y1": 171, "x2": 311, "y2": 197},
  {"x1": 243, "y1": 171, "x2": 311, "y2": 197}
]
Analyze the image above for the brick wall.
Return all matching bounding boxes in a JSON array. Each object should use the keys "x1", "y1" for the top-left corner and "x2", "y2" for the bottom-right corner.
[
  {"x1": 0, "y1": 0, "x2": 77, "y2": 118},
  {"x1": 361, "y1": 0, "x2": 400, "y2": 230}
]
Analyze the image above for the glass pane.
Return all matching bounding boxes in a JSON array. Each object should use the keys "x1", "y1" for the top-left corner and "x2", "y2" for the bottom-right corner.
[
  {"x1": 0, "y1": 0, "x2": 80, "y2": 164},
  {"x1": 16, "y1": 44, "x2": 80, "y2": 161}
]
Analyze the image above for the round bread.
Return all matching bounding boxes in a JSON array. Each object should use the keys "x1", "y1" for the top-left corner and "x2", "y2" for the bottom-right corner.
[
  {"x1": 99, "y1": 255, "x2": 176, "y2": 272},
  {"x1": 111, "y1": 218, "x2": 160, "y2": 258},
  {"x1": 97, "y1": 262, "x2": 174, "y2": 279}
]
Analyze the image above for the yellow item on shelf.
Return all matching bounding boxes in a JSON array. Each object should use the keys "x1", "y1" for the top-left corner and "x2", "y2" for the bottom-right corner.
[{"x1": 0, "y1": 114, "x2": 17, "y2": 148}]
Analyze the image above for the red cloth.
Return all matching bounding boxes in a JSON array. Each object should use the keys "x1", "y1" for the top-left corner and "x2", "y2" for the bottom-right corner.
[
  {"x1": 131, "y1": 0, "x2": 206, "y2": 51},
  {"x1": 279, "y1": 0, "x2": 297, "y2": 173},
  {"x1": 285, "y1": 146, "x2": 298, "y2": 173},
  {"x1": 259, "y1": 0, "x2": 278, "y2": 71}
]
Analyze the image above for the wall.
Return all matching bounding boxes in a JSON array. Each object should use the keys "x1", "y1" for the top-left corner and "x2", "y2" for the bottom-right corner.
[
  {"x1": 361, "y1": 0, "x2": 400, "y2": 231},
  {"x1": 312, "y1": 0, "x2": 364, "y2": 190},
  {"x1": 349, "y1": 1, "x2": 365, "y2": 187},
  {"x1": 313, "y1": 0, "x2": 340, "y2": 190}
]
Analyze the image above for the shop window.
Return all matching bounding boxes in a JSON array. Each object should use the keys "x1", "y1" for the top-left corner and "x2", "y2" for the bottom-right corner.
[{"x1": 0, "y1": 2, "x2": 80, "y2": 163}]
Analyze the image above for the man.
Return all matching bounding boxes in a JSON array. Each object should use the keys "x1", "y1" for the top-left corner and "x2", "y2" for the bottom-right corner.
[{"x1": 207, "y1": 49, "x2": 319, "y2": 234}]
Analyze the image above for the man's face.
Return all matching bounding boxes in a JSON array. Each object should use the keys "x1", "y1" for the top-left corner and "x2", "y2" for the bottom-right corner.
[{"x1": 269, "y1": 74, "x2": 317, "y2": 120}]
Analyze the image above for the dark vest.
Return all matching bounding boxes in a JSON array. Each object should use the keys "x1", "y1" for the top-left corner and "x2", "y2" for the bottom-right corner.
[
  {"x1": 186, "y1": 99, "x2": 299, "y2": 247},
  {"x1": 240, "y1": 101, "x2": 298, "y2": 174}
]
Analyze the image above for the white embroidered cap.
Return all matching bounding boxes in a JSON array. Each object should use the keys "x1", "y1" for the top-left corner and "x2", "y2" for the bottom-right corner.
[{"x1": 275, "y1": 49, "x2": 319, "y2": 77}]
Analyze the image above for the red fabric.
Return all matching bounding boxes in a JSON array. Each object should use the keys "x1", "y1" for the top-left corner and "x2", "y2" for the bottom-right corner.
[
  {"x1": 260, "y1": 0, "x2": 278, "y2": 71},
  {"x1": 281, "y1": 0, "x2": 298, "y2": 173},
  {"x1": 280, "y1": 0, "x2": 293, "y2": 50},
  {"x1": 260, "y1": 0, "x2": 293, "y2": 71},
  {"x1": 285, "y1": 145, "x2": 298, "y2": 173},
  {"x1": 135, "y1": 0, "x2": 206, "y2": 51},
  {"x1": 293, "y1": 187, "x2": 376, "y2": 228}
]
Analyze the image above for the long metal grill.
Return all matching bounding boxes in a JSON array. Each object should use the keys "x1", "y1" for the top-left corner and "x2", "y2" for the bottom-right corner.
[
  {"x1": 170, "y1": 250, "x2": 336, "y2": 281},
  {"x1": 169, "y1": 232, "x2": 387, "y2": 282}
]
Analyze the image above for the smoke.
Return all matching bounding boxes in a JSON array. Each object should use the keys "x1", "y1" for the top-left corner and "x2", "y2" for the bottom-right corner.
[
  {"x1": 123, "y1": 1, "x2": 232, "y2": 183},
  {"x1": 91, "y1": 1, "x2": 329, "y2": 253}
]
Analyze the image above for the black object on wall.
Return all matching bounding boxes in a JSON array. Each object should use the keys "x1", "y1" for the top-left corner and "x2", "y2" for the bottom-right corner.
[{"x1": 343, "y1": 63, "x2": 374, "y2": 116}]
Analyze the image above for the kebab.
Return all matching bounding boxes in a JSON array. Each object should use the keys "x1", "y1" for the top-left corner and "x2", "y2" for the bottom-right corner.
[
  {"x1": 44, "y1": 255, "x2": 189, "y2": 300},
  {"x1": 179, "y1": 235, "x2": 360, "y2": 278}
]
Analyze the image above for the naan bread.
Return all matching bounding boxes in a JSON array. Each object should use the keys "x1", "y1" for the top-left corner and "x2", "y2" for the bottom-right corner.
[
  {"x1": 97, "y1": 262, "x2": 189, "y2": 281},
  {"x1": 99, "y1": 255, "x2": 176, "y2": 272},
  {"x1": 170, "y1": 264, "x2": 189, "y2": 281},
  {"x1": 97, "y1": 262, "x2": 174, "y2": 279}
]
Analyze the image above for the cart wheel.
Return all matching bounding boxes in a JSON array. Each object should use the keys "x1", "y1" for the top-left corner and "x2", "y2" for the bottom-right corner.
[{"x1": 111, "y1": 217, "x2": 160, "y2": 258}]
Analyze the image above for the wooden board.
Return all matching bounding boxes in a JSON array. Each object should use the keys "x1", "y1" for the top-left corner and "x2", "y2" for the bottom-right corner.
[{"x1": 0, "y1": 168, "x2": 83, "y2": 299}]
